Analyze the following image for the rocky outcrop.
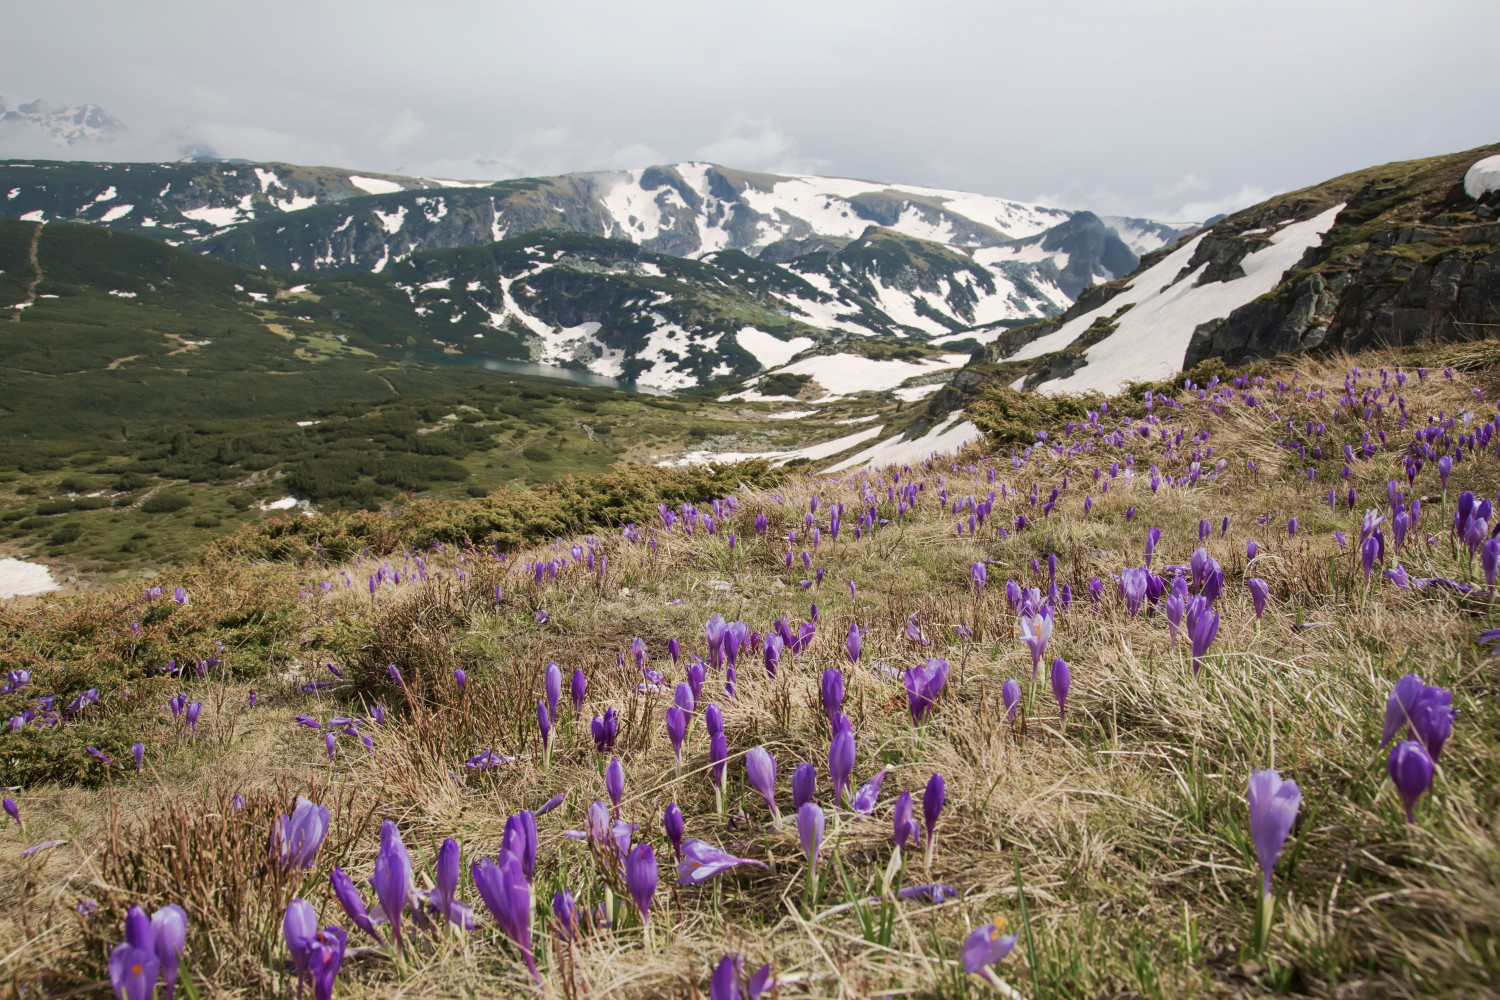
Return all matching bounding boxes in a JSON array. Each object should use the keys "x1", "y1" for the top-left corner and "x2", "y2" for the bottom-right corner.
[{"x1": 1185, "y1": 175, "x2": 1500, "y2": 369}]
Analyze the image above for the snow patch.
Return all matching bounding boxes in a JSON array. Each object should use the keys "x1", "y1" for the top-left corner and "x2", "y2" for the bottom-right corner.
[
  {"x1": 734, "y1": 327, "x2": 814, "y2": 368},
  {"x1": 349, "y1": 175, "x2": 405, "y2": 196},
  {"x1": 825, "y1": 412, "x2": 982, "y2": 472},
  {"x1": 0, "y1": 558, "x2": 58, "y2": 599},
  {"x1": 1026, "y1": 203, "x2": 1346, "y2": 396},
  {"x1": 99, "y1": 203, "x2": 134, "y2": 222},
  {"x1": 373, "y1": 205, "x2": 407, "y2": 234},
  {"x1": 181, "y1": 204, "x2": 242, "y2": 227}
]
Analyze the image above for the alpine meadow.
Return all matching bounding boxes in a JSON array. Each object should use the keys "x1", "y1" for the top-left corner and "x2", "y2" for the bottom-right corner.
[{"x1": 3, "y1": 8, "x2": 1500, "y2": 999}]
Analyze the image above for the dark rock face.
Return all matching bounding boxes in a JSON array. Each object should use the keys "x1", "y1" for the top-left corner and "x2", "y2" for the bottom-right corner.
[{"x1": 1185, "y1": 219, "x2": 1500, "y2": 370}]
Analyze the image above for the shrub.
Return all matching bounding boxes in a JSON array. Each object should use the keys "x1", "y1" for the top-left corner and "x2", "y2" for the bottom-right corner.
[{"x1": 141, "y1": 492, "x2": 192, "y2": 514}]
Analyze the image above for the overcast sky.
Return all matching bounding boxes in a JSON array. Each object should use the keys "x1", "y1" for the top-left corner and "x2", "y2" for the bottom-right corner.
[{"x1": 2, "y1": 0, "x2": 1496, "y2": 221}]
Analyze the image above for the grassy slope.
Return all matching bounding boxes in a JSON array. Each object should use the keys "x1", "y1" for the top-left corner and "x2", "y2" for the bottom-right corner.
[
  {"x1": 0, "y1": 220, "x2": 894, "y2": 574},
  {"x1": 3, "y1": 344, "x2": 1498, "y2": 998}
]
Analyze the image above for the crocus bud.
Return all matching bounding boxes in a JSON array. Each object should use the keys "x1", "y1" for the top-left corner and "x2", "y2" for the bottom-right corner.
[
  {"x1": 570, "y1": 668, "x2": 586, "y2": 718},
  {"x1": 828, "y1": 730, "x2": 855, "y2": 808},
  {"x1": 625, "y1": 844, "x2": 658, "y2": 925},
  {"x1": 922, "y1": 774, "x2": 945, "y2": 846},
  {"x1": 663, "y1": 802, "x2": 684, "y2": 860},
  {"x1": 605, "y1": 757, "x2": 624, "y2": 816},
  {"x1": 1388, "y1": 740, "x2": 1435, "y2": 823},
  {"x1": 1051, "y1": 657, "x2": 1070, "y2": 726},
  {"x1": 746, "y1": 746, "x2": 778, "y2": 817},
  {"x1": 792, "y1": 762, "x2": 815, "y2": 809}
]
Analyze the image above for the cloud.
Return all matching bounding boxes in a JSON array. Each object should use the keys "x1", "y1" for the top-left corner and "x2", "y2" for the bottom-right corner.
[
  {"x1": 1034, "y1": 174, "x2": 1280, "y2": 223},
  {"x1": 372, "y1": 110, "x2": 426, "y2": 155},
  {"x1": 163, "y1": 121, "x2": 348, "y2": 166},
  {"x1": 407, "y1": 127, "x2": 666, "y2": 181},
  {"x1": 694, "y1": 113, "x2": 826, "y2": 174}
]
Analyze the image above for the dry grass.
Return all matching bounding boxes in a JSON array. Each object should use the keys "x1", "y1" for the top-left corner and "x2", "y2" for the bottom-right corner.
[{"x1": 4, "y1": 348, "x2": 1500, "y2": 999}]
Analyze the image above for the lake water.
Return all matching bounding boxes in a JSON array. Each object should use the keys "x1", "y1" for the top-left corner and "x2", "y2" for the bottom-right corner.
[
  {"x1": 403, "y1": 351, "x2": 667, "y2": 395},
  {"x1": 0, "y1": 557, "x2": 58, "y2": 599}
]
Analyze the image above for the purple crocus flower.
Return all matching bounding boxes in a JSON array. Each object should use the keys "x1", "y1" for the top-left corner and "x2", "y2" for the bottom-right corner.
[
  {"x1": 1380, "y1": 674, "x2": 1455, "y2": 761},
  {"x1": 626, "y1": 843, "x2": 658, "y2": 925},
  {"x1": 762, "y1": 633, "x2": 783, "y2": 677},
  {"x1": 1247, "y1": 769, "x2": 1301, "y2": 895},
  {"x1": 1120, "y1": 567, "x2": 1149, "y2": 618},
  {"x1": 961, "y1": 921, "x2": 1018, "y2": 974},
  {"x1": 1189, "y1": 606, "x2": 1220, "y2": 676},
  {"x1": 710, "y1": 731, "x2": 729, "y2": 794},
  {"x1": 1388, "y1": 740, "x2": 1435, "y2": 822},
  {"x1": 793, "y1": 762, "x2": 815, "y2": 809},
  {"x1": 570, "y1": 668, "x2": 587, "y2": 719},
  {"x1": 922, "y1": 775, "x2": 945, "y2": 862},
  {"x1": 665, "y1": 707, "x2": 688, "y2": 764},
  {"x1": 1002, "y1": 679, "x2": 1021, "y2": 723},
  {"x1": 605, "y1": 757, "x2": 625, "y2": 817},
  {"x1": 746, "y1": 746, "x2": 778, "y2": 818},
  {"x1": 632, "y1": 637, "x2": 647, "y2": 669},
  {"x1": 277, "y1": 796, "x2": 329, "y2": 869},
  {"x1": 704, "y1": 702, "x2": 724, "y2": 739},
  {"x1": 427, "y1": 838, "x2": 475, "y2": 930},
  {"x1": 283, "y1": 898, "x2": 318, "y2": 984},
  {"x1": 185, "y1": 701, "x2": 202, "y2": 734},
  {"x1": 537, "y1": 700, "x2": 551, "y2": 749},
  {"x1": 553, "y1": 890, "x2": 579, "y2": 940},
  {"x1": 828, "y1": 730, "x2": 856, "y2": 808},
  {"x1": 676, "y1": 839, "x2": 769, "y2": 884},
  {"x1": 306, "y1": 926, "x2": 347, "y2": 1000},
  {"x1": 845, "y1": 623, "x2": 862, "y2": 664},
  {"x1": 132, "y1": 742, "x2": 145, "y2": 773},
  {"x1": 664, "y1": 802, "x2": 684, "y2": 860},
  {"x1": 970, "y1": 561, "x2": 987, "y2": 592},
  {"x1": 821, "y1": 668, "x2": 844, "y2": 723},
  {"x1": 325, "y1": 732, "x2": 337, "y2": 762},
  {"x1": 669, "y1": 638, "x2": 681, "y2": 667},
  {"x1": 150, "y1": 904, "x2": 187, "y2": 1000},
  {"x1": 591, "y1": 707, "x2": 618, "y2": 752},
  {"x1": 454, "y1": 668, "x2": 467, "y2": 694},
  {"x1": 705, "y1": 614, "x2": 729, "y2": 668},
  {"x1": 1246, "y1": 579, "x2": 1269, "y2": 621},
  {"x1": 904, "y1": 657, "x2": 950, "y2": 724},
  {"x1": 369, "y1": 820, "x2": 413, "y2": 952},
  {"x1": 109, "y1": 940, "x2": 159, "y2": 1000},
  {"x1": 545, "y1": 662, "x2": 562, "y2": 721},
  {"x1": 893, "y1": 790, "x2": 921, "y2": 849},
  {"x1": 330, "y1": 867, "x2": 384, "y2": 944},
  {"x1": 674, "y1": 681, "x2": 696, "y2": 716},
  {"x1": 1247, "y1": 540, "x2": 1258, "y2": 563},
  {"x1": 840, "y1": 760, "x2": 886, "y2": 813},
  {"x1": 502, "y1": 811, "x2": 538, "y2": 879},
  {"x1": 1051, "y1": 657, "x2": 1070, "y2": 727},
  {"x1": 1018, "y1": 607, "x2": 1053, "y2": 677},
  {"x1": 1361, "y1": 535, "x2": 1381, "y2": 582},
  {"x1": 797, "y1": 802, "x2": 825, "y2": 879},
  {"x1": 473, "y1": 853, "x2": 538, "y2": 981},
  {"x1": 687, "y1": 662, "x2": 708, "y2": 702}
]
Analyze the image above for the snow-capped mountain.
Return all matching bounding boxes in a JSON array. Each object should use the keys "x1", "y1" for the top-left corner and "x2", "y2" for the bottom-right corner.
[
  {"x1": 928, "y1": 141, "x2": 1500, "y2": 406},
  {"x1": 0, "y1": 157, "x2": 1198, "y2": 390},
  {"x1": 0, "y1": 99, "x2": 125, "y2": 146}
]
